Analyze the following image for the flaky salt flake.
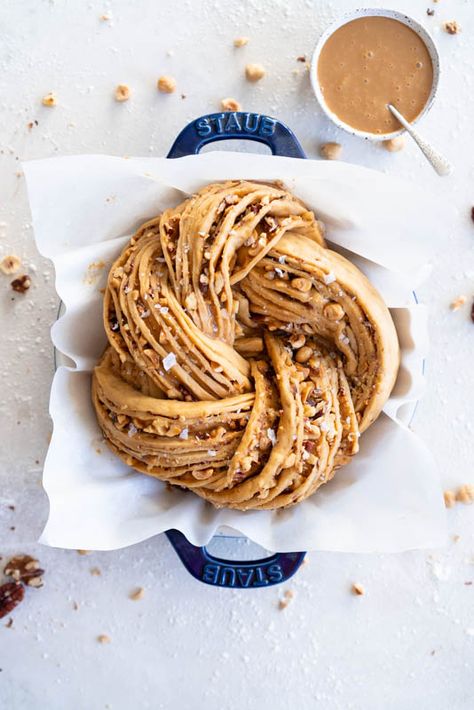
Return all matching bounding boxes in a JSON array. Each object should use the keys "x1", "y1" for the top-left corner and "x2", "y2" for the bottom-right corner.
[
  {"x1": 267, "y1": 428, "x2": 276, "y2": 445},
  {"x1": 179, "y1": 428, "x2": 189, "y2": 440},
  {"x1": 207, "y1": 450, "x2": 217, "y2": 457},
  {"x1": 162, "y1": 353, "x2": 177, "y2": 371},
  {"x1": 324, "y1": 272, "x2": 336, "y2": 285},
  {"x1": 278, "y1": 255, "x2": 286, "y2": 264},
  {"x1": 128, "y1": 423, "x2": 138, "y2": 438},
  {"x1": 274, "y1": 267, "x2": 285, "y2": 278},
  {"x1": 140, "y1": 310, "x2": 150, "y2": 319}
]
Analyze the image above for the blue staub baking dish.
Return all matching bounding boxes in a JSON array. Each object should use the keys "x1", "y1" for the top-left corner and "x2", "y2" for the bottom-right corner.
[{"x1": 164, "y1": 111, "x2": 307, "y2": 589}]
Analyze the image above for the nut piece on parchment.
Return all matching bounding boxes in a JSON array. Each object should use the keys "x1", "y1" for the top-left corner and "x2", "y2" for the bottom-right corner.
[
  {"x1": 278, "y1": 589, "x2": 294, "y2": 609},
  {"x1": 0, "y1": 582, "x2": 25, "y2": 619},
  {"x1": 97, "y1": 633, "x2": 111, "y2": 644},
  {"x1": 11, "y1": 274, "x2": 31, "y2": 293},
  {"x1": 41, "y1": 92, "x2": 57, "y2": 107},
  {"x1": 221, "y1": 97, "x2": 241, "y2": 112},
  {"x1": 444, "y1": 490, "x2": 456, "y2": 508},
  {"x1": 444, "y1": 21, "x2": 461, "y2": 35},
  {"x1": 0, "y1": 255, "x2": 21, "y2": 275},
  {"x1": 157, "y1": 75, "x2": 176, "y2": 94},
  {"x1": 319, "y1": 142, "x2": 342, "y2": 160},
  {"x1": 450, "y1": 295, "x2": 466, "y2": 311},
  {"x1": 114, "y1": 84, "x2": 131, "y2": 102},
  {"x1": 456, "y1": 484, "x2": 474, "y2": 504},
  {"x1": 383, "y1": 136, "x2": 405, "y2": 152},
  {"x1": 129, "y1": 587, "x2": 145, "y2": 601},
  {"x1": 234, "y1": 36, "x2": 249, "y2": 48},
  {"x1": 352, "y1": 583, "x2": 365, "y2": 596},
  {"x1": 4, "y1": 555, "x2": 45, "y2": 588},
  {"x1": 245, "y1": 63, "x2": 266, "y2": 82}
]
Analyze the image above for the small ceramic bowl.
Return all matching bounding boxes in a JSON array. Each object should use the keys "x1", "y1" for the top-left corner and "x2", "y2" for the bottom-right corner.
[{"x1": 310, "y1": 8, "x2": 440, "y2": 141}]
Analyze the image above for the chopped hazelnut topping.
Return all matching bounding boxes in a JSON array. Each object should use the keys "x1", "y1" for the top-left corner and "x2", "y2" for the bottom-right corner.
[
  {"x1": 221, "y1": 97, "x2": 241, "y2": 112},
  {"x1": 41, "y1": 93, "x2": 57, "y2": 107},
  {"x1": 352, "y1": 583, "x2": 365, "y2": 596},
  {"x1": 245, "y1": 63, "x2": 266, "y2": 82},
  {"x1": 456, "y1": 484, "x2": 474, "y2": 504},
  {"x1": 295, "y1": 345, "x2": 313, "y2": 364},
  {"x1": 0, "y1": 255, "x2": 21, "y2": 275},
  {"x1": 129, "y1": 587, "x2": 145, "y2": 601},
  {"x1": 115, "y1": 84, "x2": 131, "y2": 102},
  {"x1": 444, "y1": 21, "x2": 461, "y2": 35},
  {"x1": 319, "y1": 142, "x2": 342, "y2": 160},
  {"x1": 157, "y1": 75, "x2": 176, "y2": 93},
  {"x1": 450, "y1": 295, "x2": 466, "y2": 311},
  {"x1": 443, "y1": 490, "x2": 456, "y2": 508},
  {"x1": 234, "y1": 36, "x2": 249, "y2": 48},
  {"x1": 383, "y1": 136, "x2": 405, "y2": 152},
  {"x1": 11, "y1": 275, "x2": 31, "y2": 293}
]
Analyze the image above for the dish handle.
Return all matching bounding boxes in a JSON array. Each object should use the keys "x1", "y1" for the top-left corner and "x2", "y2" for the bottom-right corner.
[
  {"x1": 167, "y1": 111, "x2": 306, "y2": 159},
  {"x1": 166, "y1": 530, "x2": 306, "y2": 589}
]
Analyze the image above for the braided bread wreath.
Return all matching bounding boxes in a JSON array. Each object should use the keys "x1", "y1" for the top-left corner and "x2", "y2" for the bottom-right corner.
[{"x1": 92, "y1": 180, "x2": 400, "y2": 511}]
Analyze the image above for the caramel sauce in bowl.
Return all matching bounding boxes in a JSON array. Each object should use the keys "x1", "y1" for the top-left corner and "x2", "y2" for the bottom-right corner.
[{"x1": 310, "y1": 9, "x2": 440, "y2": 141}]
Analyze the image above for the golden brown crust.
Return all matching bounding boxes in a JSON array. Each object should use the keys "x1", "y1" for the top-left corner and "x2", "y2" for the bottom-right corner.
[{"x1": 92, "y1": 180, "x2": 399, "y2": 510}]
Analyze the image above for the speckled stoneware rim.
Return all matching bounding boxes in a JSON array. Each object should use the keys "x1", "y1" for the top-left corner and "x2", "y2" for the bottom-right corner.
[{"x1": 310, "y1": 8, "x2": 440, "y2": 141}]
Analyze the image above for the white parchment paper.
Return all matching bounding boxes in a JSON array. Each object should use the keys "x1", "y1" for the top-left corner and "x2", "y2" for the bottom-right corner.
[{"x1": 24, "y1": 152, "x2": 447, "y2": 552}]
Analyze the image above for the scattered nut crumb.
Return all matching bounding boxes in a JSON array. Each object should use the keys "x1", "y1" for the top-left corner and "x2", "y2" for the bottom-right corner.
[
  {"x1": 27, "y1": 120, "x2": 39, "y2": 131},
  {"x1": 278, "y1": 589, "x2": 294, "y2": 609},
  {"x1": 99, "y1": 13, "x2": 111, "y2": 21},
  {"x1": 41, "y1": 93, "x2": 57, "y2": 107},
  {"x1": 444, "y1": 490, "x2": 456, "y2": 508},
  {"x1": 471, "y1": 207, "x2": 474, "y2": 224},
  {"x1": 129, "y1": 587, "x2": 145, "y2": 601},
  {"x1": 427, "y1": 9, "x2": 435, "y2": 16},
  {"x1": 383, "y1": 136, "x2": 405, "y2": 152},
  {"x1": 452, "y1": 534, "x2": 461, "y2": 543},
  {"x1": 5, "y1": 617, "x2": 13, "y2": 628},
  {"x1": 72, "y1": 600, "x2": 79, "y2": 610},
  {"x1": 90, "y1": 567, "x2": 101, "y2": 576},
  {"x1": 0, "y1": 582, "x2": 25, "y2": 619},
  {"x1": 471, "y1": 300, "x2": 474, "y2": 324},
  {"x1": 352, "y1": 583, "x2": 365, "y2": 596},
  {"x1": 450, "y1": 295, "x2": 466, "y2": 311},
  {"x1": 157, "y1": 75, "x2": 176, "y2": 94},
  {"x1": 11, "y1": 275, "x2": 31, "y2": 293},
  {"x1": 233, "y1": 36, "x2": 249, "y2": 48},
  {"x1": 114, "y1": 84, "x2": 131, "y2": 102},
  {"x1": 0, "y1": 255, "x2": 21, "y2": 275},
  {"x1": 221, "y1": 97, "x2": 241, "y2": 112},
  {"x1": 245, "y1": 63, "x2": 266, "y2": 82},
  {"x1": 444, "y1": 21, "x2": 461, "y2": 35},
  {"x1": 319, "y1": 142, "x2": 342, "y2": 160},
  {"x1": 77, "y1": 549, "x2": 91, "y2": 555},
  {"x1": 456, "y1": 484, "x2": 474, "y2": 504},
  {"x1": 296, "y1": 55, "x2": 307, "y2": 63},
  {"x1": 97, "y1": 634, "x2": 111, "y2": 644}
]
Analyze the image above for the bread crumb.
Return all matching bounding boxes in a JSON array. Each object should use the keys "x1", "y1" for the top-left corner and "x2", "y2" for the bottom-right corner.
[
  {"x1": 157, "y1": 76, "x2": 176, "y2": 93},
  {"x1": 456, "y1": 484, "x2": 474, "y2": 504},
  {"x1": 352, "y1": 583, "x2": 365, "y2": 596},
  {"x1": 450, "y1": 295, "x2": 466, "y2": 311},
  {"x1": 278, "y1": 589, "x2": 294, "y2": 609},
  {"x1": 319, "y1": 142, "x2": 342, "y2": 160},
  {"x1": 114, "y1": 84, "x2": 131, "y2": 102},
  {"x1": 234, "y1": 36, "x2": 249, "y2": 48},
  {"x1": 41, "y1": 93, "x2": 57, "y2": 107},
  {"x1": 0, "y1": 255, "x2": 21, "y2": 275},
  {"x1": 245, "y1": 63, "x2": 265, "y2": 82},
  {"x1": 444, "y1": 21, "x2": 461, "y2": 35},
  {"x1": 383, "y1": 136, "x2": 405, "y2": 152},
  {"x1": 129, "y1": 587, "x2": 145, "y2": 601},
  {"x1": 221, "y1": 97, "x2": 241, "y2": 111},
  {"x1": 97, "y1": 634, "x2": 111, "y2": 644},
  {"x1": 444, "y1": 490, "x2": 456, "y2": 508}
]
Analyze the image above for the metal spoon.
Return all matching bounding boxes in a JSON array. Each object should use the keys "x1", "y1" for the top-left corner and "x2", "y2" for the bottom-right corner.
[{"x1": 388, "y1": 104, "x2": 452, "y2": 177}]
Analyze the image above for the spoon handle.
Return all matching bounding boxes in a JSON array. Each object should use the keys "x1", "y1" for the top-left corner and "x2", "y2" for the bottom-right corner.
[{"x1": 388, "y1": 104, "x2": 452, "y2": 177}]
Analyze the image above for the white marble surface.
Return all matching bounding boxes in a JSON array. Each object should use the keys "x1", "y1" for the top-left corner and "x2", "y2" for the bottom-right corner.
[{"x1": 0, "y1": 1, "x2": 473, "y2": 708}]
